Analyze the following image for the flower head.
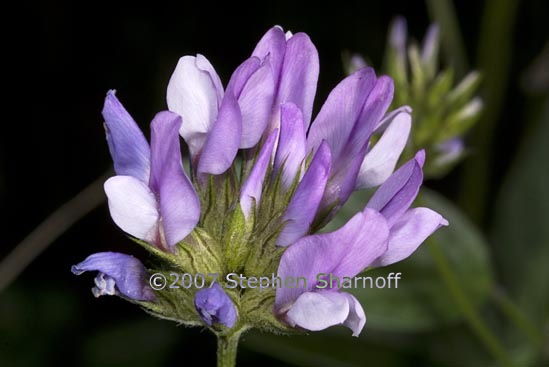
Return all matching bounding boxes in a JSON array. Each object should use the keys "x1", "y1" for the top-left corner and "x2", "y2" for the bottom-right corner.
[
  {"x1": 347, "y1": 16, "x2": 482, "y2": 178},
  {"x1": 73, "y1": 25, "x2": 447, "y2": 339}
]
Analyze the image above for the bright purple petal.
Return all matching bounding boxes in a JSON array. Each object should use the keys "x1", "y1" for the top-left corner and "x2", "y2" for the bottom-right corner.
[
  {"x1": 307, "y1": 68, "x2": 376, "y2": 161},
  {"x1": 274, "y1": 102, "x2": 307, "y2": 188},
  {"x1": 356, "y1": 110, "x2": 411, "y2": 189},
  {"x1": 104, "y1": 176, "x2": 159, "y2": 243},
  {"x1": 275, "y1": 209, "x2": 389, "y2": 308},
  {"x1": 102, "y1": 90, "x2": 151, "y2": 183},
  {"x1": 315, "y1": 76, "x2": 394, "y2": 217},
  {"x1": 197, "y1": 93, "x2": 242, "y2": 175},
  {"x1": 227, "y1": 57, "x2": 275, "y2": 149},
  {"x1": 71, "y1": 252, "x2": 155, "y2": 301},
  {"x1": 346, "y1": 76, "x2": 394, "y2": 158},
  {"x1": 366, "y1": 150, "x2": 425, "y2": 226},
  {"x1": 252, "y1": 26, "x2": 287, "y2": 86},
  {"x1": 194, "y1": 283, "x2": 237, "y2": 328},
  {"x1": 277, "y1": 141, "x2": 331, "y2": 247},
  {"x1": 239, "y1": 130, "x2": 278, "y2": 219},
  {"x1": 277, "y1": 33, "x2": 319, "y2": 129},
  {"x1": 149, "y1": 111, "x2": 200, "y2": 250},
  {"x1": 373, "y1": 207, "x2": 449, "y2": 267},
  {"x1": 166, "y1": 55, "x2": 223, "y2": 160}
]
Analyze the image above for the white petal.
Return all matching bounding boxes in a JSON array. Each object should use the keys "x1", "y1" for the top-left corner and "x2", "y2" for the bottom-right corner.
[
  {"x1": 166, "y1": 55, "x2": 223, "y2": 157},
  {"x1": 286, "y1": 291, "x2": 350, "y2": 331},
  {"x1": 104, "y1": 176, "x2": 159, "y2": 242},
  {"x1": 356, "y1": 111, "x2": 411, "y2": 189},
  {"x1": 342, "y1": 293, "x2": 366, "y2": 336}
]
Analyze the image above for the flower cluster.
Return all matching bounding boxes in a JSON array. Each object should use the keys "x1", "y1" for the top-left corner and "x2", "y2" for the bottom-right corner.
[
  {"x1": 73, "y1": 26, "x2": 447, "y2": 337},
  {"x1": 347, "y1": 17, "x2": 483, "y2": 178}
]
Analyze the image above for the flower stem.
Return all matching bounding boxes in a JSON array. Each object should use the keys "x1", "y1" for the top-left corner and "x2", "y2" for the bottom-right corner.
[
  {"x1": 492, "y1": 288, "x2": 544, "y2": 348},
  {"x1": 0, "y1": 169, "x2": 111, "y2": 292},
  {"x1": 427, "y1": 238, "x2": 515, "y2": 367},
  {"x1": 217, "y1": 332, "x2": 241, "y2": 367}
]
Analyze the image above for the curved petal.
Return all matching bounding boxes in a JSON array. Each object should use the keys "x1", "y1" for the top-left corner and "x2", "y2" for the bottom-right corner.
[
  {"x1": 348, "y1": 75, "x2": 394, "y2": 157},
  {"x1": 102, "y1": 90, "x2": 151, "y2": 182},
  {"x1": 373, "y1": 207, "x2": 448, "y2": 267},
  {"x1": 366, "y1": 150, "x2": 425, "y2": 226},
  {"x1": 228, "y1": 57, "x2": 275, "y2": 148},
  {"x1": 198, "y1": 93, "x2": 242, "y2": 175},
  {"x1": 284, "y1": 291, "x2": 367, "y2": 336},
  {"x1": 104, "y1": 176, "x2": 159, "y2": 243},
  {"x1": 274, "y1": 102, "x2": 307, "y2": 188},
  {"x1": 166, "y1": 55, "x2": 223, "y2": 159},
  {"x1": 374, "y1": 105, "x2": 412, "y2": 130},
  {"x1": 277, "y1": 141, "x2": 331, "y2": 247},
  {"x1": 356, "y1": 111, "x2": 411, "y2": 189},
  {"x1": 252, "y1": 26, "x2": 287, "y2": 85},
  {"x1": 149, "y1": 111, "x2": 200, "y2": 249},
  {"x1": 343, "y1": 293, "x2": 367, "y2": 336},
  {"x1": 71, "y1": 252, "x2": 155, "y2": 301},
  {"x1": 239, "y1": 130, "x2": 278, "y2": 219},
  {"x1": 277, "y1": 32, "x2": 319, "y2": 129},
  {"x1": 285, "y1": 291, "x2": 349, "y2": 332},
  {"x1": 307, "y1": 68, "x2": 376, "y2": 160},
  {"x1": 275, "y1": 209, "x2": 389, "y2": 308}
]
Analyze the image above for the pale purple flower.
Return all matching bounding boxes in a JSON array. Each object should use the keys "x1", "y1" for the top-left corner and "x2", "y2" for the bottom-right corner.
[
  {"x1": 194, "y1": 283, "x2": 237, "y2": 328},
  {"x1": 102, "y1": 90, "x2": 200, "y2": 252},
  {"x1": 74, "y1": 26, "x2": 447, "y2": 338},
  {"x1": 276, "y1": 152, "x2": 448, "y2": 335},
  {"x1": 275, "y1": 209, "x2": 389, "y2": 336},
  {"x1": 71, "y1": 252, "x2": 155, "y2": 301}
]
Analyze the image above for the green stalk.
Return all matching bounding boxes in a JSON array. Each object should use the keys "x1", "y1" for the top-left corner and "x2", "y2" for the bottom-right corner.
[
  {"x1": 459, "y1": 0, "x2": 519, "y2": 224},
  {"x1": 492, "y1": 288, "x2": 544, "y2": 348},
  {"x1": 428, "y1": 238, "x2": 515, "y2": 367},
  {"x1": 217, "y1": 332, "x2": 242, "y2": 367}
]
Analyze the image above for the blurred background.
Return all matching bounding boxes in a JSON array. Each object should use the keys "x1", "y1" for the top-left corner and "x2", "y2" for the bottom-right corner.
[{"x1": 2, "y1": 0, "x2": 548, "y2": 365}]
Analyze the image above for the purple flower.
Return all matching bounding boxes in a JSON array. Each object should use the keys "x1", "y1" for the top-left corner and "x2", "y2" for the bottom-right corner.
[
  {"x1": 275, "y1": 209, "x2": 389, "y2": 336},
  {"x1": 366, "y1": 150, "x2": 449, "y2": 266},
  {"x1": 74, "y1": 26, "x2": 448, "y2": 338},
  {"x1": 167, "y1": 26, "x2": 318, "y2": 178},
  {"x1": 276, "y1": 152, "x2": 448, "y2": 336},
  {"x1": 194, "y1": 283, "x2": 237, "y2": 328},
  {"x1": 71, "y1": 252, "x2": 155, "y2": 301},
  {"x1": 102, "y1": 91, "x2": 200, "y2": 252}
]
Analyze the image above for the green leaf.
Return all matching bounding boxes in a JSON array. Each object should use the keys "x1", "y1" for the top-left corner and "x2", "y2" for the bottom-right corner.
[{"x1": 492, "y1": 100, "x2": 549, "y2": 365}]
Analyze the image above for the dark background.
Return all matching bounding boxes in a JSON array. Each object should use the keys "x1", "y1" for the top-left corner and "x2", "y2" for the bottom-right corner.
[{"x1": 2, "y1": 0, "x2": 548, "y2": 366}]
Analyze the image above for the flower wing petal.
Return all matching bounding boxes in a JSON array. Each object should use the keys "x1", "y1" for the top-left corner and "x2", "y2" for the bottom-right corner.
[
  {"x1": 104, "y1": 175, "x2": 159, "y2": 243},
  {"x1": 71, "y1": 252, "x2": 155, "y2": 301}
]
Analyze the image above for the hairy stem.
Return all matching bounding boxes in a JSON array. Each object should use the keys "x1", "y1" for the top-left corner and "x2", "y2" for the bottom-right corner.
[{"x1": 217, "y1": 332, "x2": 241, "y2": 367}]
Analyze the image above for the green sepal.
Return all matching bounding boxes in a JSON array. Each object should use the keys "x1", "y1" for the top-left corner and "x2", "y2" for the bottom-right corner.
[
  {"x1": 223, "y1": 204, "x2": 254, "y2": 273},
  {"x1": 175, "y1": 228, "x2": 224, "y2": 274},
  {"x1": 136, "y1": 270, "x2": 202, "y2": 326},
  {"x1": 240, "y1": 288, "x2": 296, "y2": 335}
]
